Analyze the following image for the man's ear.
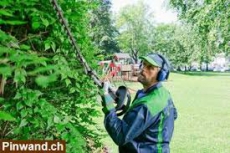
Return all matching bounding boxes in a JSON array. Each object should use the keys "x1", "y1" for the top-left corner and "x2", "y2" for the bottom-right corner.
[{"x1": 157, "y1": 67, "x2": 161, "y2": 72}]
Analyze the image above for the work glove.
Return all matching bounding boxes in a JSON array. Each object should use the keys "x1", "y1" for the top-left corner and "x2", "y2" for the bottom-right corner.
[{"x1": 101, "y1": 81, "x2": 115, "y2": 114}]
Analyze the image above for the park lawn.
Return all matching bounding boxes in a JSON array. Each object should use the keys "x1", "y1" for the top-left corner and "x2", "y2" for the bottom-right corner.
[
  {"x1": 95, "y1": 72, "x2": 230, "y2": 153},
  {"x1": 168, "y1": 72, "x2": 230, "y2": 153}
]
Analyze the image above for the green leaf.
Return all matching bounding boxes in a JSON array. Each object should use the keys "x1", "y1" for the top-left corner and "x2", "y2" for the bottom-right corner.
[
  {"x1": 65, "y1": 79, "x2": 71, "y2": 86},
  {"x1": 41, "y1": 18, "x2": 49, "y2": 27},
  {"x1": 34, "y1": 90, "x2": 43, "y2": 97},
  {"x1": 24, "y1": 99, "x2": 33, "y2": 107},
  {"x1": 0, "y1": 97, "x2": 4, "y2": 103},
  {"x1": 13, "y1": 127, "x2": 21, "y2": 135},
  {"x1": 69, "y1": 87, "x2": 75, "y2": 93},
  {"x1": 16, "y1": 102, "x2": 24, "y2": 110},
  {"x1": 35, "y1": 75, "x2": 57, "y2": 88},
  {"x1": 0, "y1": 66, "x2": 12, "y2": 77},
  {"x1": 7, "y1": 41, "x2": 19, "y2": 48},
  {"x1": 28, "y1": 65, "x2": 56, "y2": 75},
  {"x1": 61, "y1": 132, "x2": 69, "y2": 139},
  {"x1": 20, "y1": 44, "x2": 31, "y2": 50},
  {"x1": 0, "y1": 111, "x2": 16, "y2": 121},
  {"x1": 0, "y1": 9, "x2": 13, "y2": 17},
  {"x1": 51, "y1": 42, "x2": 56, "y2": 51},
  {"x1": 0, "y1": 19, "x2": 4, "y2": 24},
  {"x1": 30, "y1": 118, "x2": 40, "y2": 128},
  {"x1": 20, "y1": 109, "x2": 28, "y2": 118},
  {"x1": 34, "y1": 106, "x2": 39, "y2": 113},
  {"x1": 19, "y1": 119, "x2": 28, "y2": 127},
  {"x1": 45, "y1": 42, "x2": 50, "y2": 51},
  {"x1": 0, "y1": 30, "x2": 11, "y2": 42},
  {"x1": 14, "y1": 92, "x2": 22, "y2": 99},
  {"x1": 5, "y1": 20, "x2": 27, "y2": 25},
  {"x1": 47, "y1": 117, "x2": 53, "y2": 130},
  {"x1": 63, "y1": 115, "x2": 72, "y2": 124},
  {"x1": 54, "y1": 115, "x2": 61, "y2": 123},
  {"x1": 14, "y1": 69, "x2": 26, "y2": 84},
  {"x1": 39, "y1": 98, "x2": 46, "y2": 107},
  {"x1": 32, "y1": 21, "x2": 40, "y2": 30},
  {"x1": 56, "y1": 123, "x2": 65, "y2": 131},
  {"x1": 0, "y1": 1, "x2": 10, "y2": 7}
]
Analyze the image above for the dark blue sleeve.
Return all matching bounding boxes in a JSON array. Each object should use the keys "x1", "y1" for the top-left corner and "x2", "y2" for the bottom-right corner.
[{"x1": 104, "y1": 104, "x2": 154, "y2": 146}]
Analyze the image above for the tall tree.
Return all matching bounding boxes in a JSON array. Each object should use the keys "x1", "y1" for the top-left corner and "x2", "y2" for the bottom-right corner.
[
  {"x1": 89, "y1": 0, "x2": 120, "y2": 56},
  {"x1": 152, "y1": 23, "x2": 202, "y2": 70},
  {"x1": 168, "y1": 0, "x2": 230, "y2": 57},
  {"x1": 115, "y1": 1, "x2": 155, "y2": 63}
]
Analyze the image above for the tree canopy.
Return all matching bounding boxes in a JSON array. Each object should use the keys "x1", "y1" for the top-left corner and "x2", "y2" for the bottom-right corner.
[
  {"x1": 115, "y1": 1, "x2": 155, "y2": 63},
  {"x1": 169, "y1": 0, "x2": 230, "y2": 56},
  {"x1": 114, "y1": 0, "x2": 229, "y2": 69}
]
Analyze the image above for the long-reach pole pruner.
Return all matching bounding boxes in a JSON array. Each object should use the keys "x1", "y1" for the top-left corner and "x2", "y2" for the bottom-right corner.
[{"x1": 50, "y1": 0, "x2": 131, "y2": 115}]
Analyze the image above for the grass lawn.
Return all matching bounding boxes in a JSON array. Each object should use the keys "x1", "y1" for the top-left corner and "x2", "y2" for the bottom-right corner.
[{"x1": 96, "y1": 72, "x2": 230, "y2": 153}]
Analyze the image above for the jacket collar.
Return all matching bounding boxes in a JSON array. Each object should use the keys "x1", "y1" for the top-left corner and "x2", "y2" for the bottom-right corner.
[
  {"x1": 145, "y1": 82, "x2": 162, "y2": 94},
  {"x1": 136, "y1": 82, "x2": 162, "y2": 99}
]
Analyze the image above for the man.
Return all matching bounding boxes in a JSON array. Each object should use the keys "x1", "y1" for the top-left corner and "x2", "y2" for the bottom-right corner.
[{"x1": 101, "y1": 53, "x2": 177, "y2": 153}]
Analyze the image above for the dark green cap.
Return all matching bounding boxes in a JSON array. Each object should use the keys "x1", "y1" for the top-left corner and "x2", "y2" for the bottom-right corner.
[{"x1": 140, "y1": 54, "x2": 163, "y2": 67}]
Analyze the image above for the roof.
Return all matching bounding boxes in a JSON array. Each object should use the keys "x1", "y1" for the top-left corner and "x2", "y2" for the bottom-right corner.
[{"x1": 114, "y1": 53, "x2": 131, "y2": 59}]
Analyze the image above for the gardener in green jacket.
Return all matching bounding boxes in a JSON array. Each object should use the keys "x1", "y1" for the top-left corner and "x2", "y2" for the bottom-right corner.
[{"x1": 101, "y1": 53, "x2": 177, "y2": 153}]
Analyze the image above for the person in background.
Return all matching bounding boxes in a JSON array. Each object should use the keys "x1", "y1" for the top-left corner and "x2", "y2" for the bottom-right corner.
[
  {"x1": 101, "y1": 53, "x2": 177, "y2": 153},
  {"x1": 109, "y1": 59, "x2": 118, "y2": 78}
]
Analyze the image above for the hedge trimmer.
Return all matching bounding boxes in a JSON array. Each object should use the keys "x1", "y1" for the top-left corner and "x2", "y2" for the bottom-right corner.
[{"x1": 50, "y1": 0, "x2": 131, "y2": 116}]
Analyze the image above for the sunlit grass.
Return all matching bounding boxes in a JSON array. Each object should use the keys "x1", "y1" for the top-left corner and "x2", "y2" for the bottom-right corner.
[
  {"x1": 95, "y1": 72, "x2": 230, "y2": 153},
  {"x1": 167, "y1": 73, "x2": 230, "y2": 153}
]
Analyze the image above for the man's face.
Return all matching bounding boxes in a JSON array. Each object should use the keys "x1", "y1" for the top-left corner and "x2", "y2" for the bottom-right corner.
[{"x1": 137, "y1": 61, "x2": 160, "y2": 86}]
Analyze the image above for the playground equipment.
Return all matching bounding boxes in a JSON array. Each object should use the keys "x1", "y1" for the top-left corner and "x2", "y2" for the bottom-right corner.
[{"x1": 99, "y1": 53, "x2": 140, "y2": 81}]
